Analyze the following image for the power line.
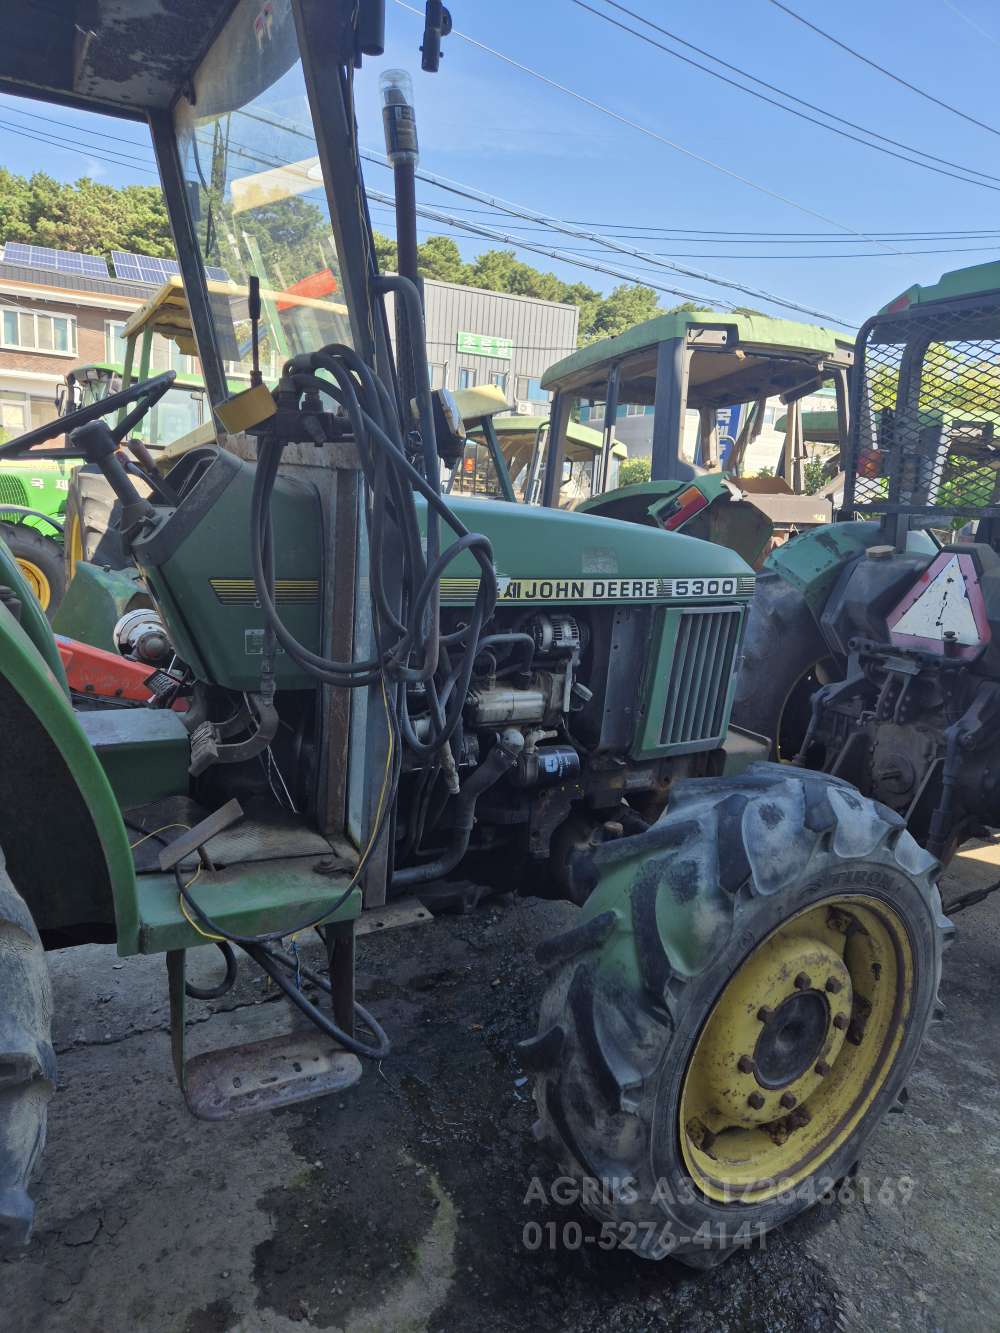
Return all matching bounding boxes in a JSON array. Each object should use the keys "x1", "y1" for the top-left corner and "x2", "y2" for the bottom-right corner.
[
  {"x1": 561, "y1": 243, "x2": 1000, "y2": 261},
  {"x1": 0, "y1": 119, "x2": 158, "y2": 175},
  {"x1": 0, "y1": 97, "x2": 154, "y2": 155},
  {"x1": 388, "y1": 200, "x2": 1000, "y2": 239},
  {"x1": 362, "y1": 148, "x2": 852, "y2": 323},
  {"x1": 573, "y1": 0, "x2": 1000, "y2": 191},
  {"x1": 941, "y1": 0, "x2": 1000, "y2": 49},
  {"x1": 366, "y1": 187, "x2": 737, "y2": 311},
  {"x1": 369, "y1": 207, "x2": 1000, "y2": 261},
  {"x1": 392, "y1": 0, "x2": 903, "y2": 256},
  {"x1": 769, "y1": 0, "x2": 1000, "y2": 141}
]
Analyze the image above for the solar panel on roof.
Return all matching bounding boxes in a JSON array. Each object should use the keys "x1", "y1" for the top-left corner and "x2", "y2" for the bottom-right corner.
[
  {"x1": 111, "y1": 250, "x2": 182, "y2": 284},
  {"x1": 112, "y1": 250, "x2": 231, "y2": 285},
  {"x1": 2, "y1": 242, "x2": 108, "y2": 276}
]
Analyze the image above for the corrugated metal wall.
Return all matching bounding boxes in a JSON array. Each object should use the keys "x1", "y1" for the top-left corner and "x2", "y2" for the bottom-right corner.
[{"x1": 386, "y1": 279, "x2": 579, "y2": 410}]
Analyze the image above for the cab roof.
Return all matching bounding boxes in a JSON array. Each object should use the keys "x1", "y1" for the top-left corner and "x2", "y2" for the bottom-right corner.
[
  {"x1": 0, "y1": 0, "x2": 238, "y2": 119},
  {"x1": 488, "y1": 415, "x2": 627, "y2": 458},
  {"x1": 880, "y1": 259, "x2": 1000, "y2": 314},
  {"x1": 541, "y1": 310, "x2": 854, "y2": 409}
]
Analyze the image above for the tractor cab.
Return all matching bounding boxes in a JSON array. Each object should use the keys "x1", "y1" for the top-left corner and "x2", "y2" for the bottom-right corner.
[
  {"x1": 448, "y1": 385, "x2": 628, "y2": 506},
  {"x1": 537, "y1": 309, "x2": 854, "y2": 558}
]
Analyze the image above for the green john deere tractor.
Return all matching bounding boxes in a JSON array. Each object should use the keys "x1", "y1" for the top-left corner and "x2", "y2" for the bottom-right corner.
[
  {"x1": 0, "y1": 0, "x2": 948, "y2": 1268},
  {"x1": 734, "y1": 261, "x2": 1000, "y2": 871}
]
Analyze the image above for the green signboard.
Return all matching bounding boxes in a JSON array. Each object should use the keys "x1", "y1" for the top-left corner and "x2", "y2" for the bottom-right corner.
[{"x1": 456, "y1": 330, "x2": 513, "y2": 359}]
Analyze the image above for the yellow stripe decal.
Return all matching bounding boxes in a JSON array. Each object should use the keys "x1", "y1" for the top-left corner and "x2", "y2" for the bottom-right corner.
[{"x1": 210, "y1": 578, "x2": 319, "y2": 605}]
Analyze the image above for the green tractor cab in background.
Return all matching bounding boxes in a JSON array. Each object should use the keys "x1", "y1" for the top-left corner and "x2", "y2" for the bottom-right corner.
[
  {"x1": 0, "y1": 275, "x2": 249, "y2": 614},
  {"x1": 451, "y1": 386, "x2": 627, "y2": 504},
  {"x1": 539, "y1": 308, "x2": 855, "y2": 563}
]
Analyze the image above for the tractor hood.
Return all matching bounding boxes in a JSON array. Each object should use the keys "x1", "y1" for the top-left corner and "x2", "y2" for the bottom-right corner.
[{"x1": 424, "y1": 495, "x2": 755, "y2": 608}]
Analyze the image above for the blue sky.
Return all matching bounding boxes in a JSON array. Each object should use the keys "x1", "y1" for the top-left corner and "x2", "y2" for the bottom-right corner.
[{"x1": 3, "y1": 0, "x2": 1000, "y2": 329}]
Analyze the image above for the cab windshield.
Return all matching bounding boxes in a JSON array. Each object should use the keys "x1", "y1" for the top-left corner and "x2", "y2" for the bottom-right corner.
[
  {"x1": 77, "y1": 371, "x2": 209, "y2": 447},
  {"x1": 452, "y1": 422, "x2": 620, "y2": 508},
  {"x1": 172, "y1": 0, "x2": 354, "y2": 380}
]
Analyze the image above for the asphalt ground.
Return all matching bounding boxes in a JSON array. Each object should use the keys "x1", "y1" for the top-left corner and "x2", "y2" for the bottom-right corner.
[{"x1": 4, "y1": 844, "x2": 1000, "y2": 1333}]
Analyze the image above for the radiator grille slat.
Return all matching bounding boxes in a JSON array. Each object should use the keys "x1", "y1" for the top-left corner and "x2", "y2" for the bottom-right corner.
[
  {"x1": 0, "y1": 475, "x2": 29, "y2": 509},
  {"x1": 660, "y1": 606, "x2": 743, "y2": 748}
]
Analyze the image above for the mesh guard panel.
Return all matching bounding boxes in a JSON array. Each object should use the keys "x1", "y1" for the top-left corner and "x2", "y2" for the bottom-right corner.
[{"x1": 845, "y1": 294, "x2": 1000, "y2": 522}]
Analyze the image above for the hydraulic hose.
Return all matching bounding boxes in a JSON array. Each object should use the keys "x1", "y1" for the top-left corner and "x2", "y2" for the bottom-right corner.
[
  {"x1": 392, "y1": 732, "x2": 524, "y2": 888},
  {"x1": 244, "y1": 941, "x2": 391, "y2": 1060}
]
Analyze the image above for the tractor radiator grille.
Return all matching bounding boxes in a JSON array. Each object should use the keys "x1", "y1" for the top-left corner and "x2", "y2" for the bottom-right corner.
[
  {"x1": 660, "y1": 606, "x2": 743, "y2": 748},
  {"x1": 0, "y1": 475, "x2": 28, "y2": 509}
]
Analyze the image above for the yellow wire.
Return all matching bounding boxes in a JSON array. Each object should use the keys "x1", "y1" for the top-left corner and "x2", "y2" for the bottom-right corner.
[
  {"x1": 179, "y1": 676, "x2": 397, "y2": 947},
  {"x1": 129, "y1": 821, "x2": 191, "y2": 850}
]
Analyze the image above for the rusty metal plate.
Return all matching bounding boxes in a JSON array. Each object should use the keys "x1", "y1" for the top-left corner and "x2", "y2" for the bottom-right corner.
[{"x1": 183, "y1": 1030, "x2": 361, "y2": 1121}]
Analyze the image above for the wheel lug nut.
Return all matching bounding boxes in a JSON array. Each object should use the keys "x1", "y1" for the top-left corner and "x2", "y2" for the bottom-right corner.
[
  {"x1": 780, "y1": 1092, "x2": 797, "y2": 1109},
  {"x1": 832, "y1": 1013, "x2": 848, "y2": 1030},
  {"x1": 757, "y1": 1005, "x2": 775, "y2": 1024},
  {"x1": 815, "y1": 1060, "x2": 831, "y2": 1077},
  {"x1": 748, "y1": 1091, "x2": 765, "y2": 1110},
  {"x1": 737, "y1": 1055, "x2": 755, "y2": 1075},
  {"x1": 794, "y1": 972, "x2": 811, "y2": 990},
  {"x1": 825, "y1": 976, "x2": 843, "y2": 994}
]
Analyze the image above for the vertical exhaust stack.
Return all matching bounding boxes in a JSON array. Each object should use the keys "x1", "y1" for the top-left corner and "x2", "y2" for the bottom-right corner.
[{"x1": 381, "y1": 68, "x2": 422, "y2": 413}]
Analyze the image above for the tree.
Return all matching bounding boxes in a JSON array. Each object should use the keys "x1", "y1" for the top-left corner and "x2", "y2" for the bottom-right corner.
[
  {"x1": 416, "y1": 236, "x2": 470, "y2": 284},
  {"x1": 619, "y1": 456, "x2": 651, "y2": 486},
  {"x1": 371, "y1": 229, "x2": 397, "y2": 272},
  {"x1": 0, "y1": 171, "x2": 725, "y2": 355},
  {"x1": 585, "y1": 283, "x2": 663, "y2": 342},
  {"x1": 803, "y1": 457, "x2": 827, "y2": 495}
]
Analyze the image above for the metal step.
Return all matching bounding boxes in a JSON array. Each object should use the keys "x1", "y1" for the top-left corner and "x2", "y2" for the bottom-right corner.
[{"x1": 182, "y1": 1030, "x2": 362, "y2": 1121}]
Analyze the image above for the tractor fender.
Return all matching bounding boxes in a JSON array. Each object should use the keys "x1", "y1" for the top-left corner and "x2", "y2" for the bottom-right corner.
[
  {"x1": 763, "y1": 520, "x2": 886, "y2": 614},
  {"x1": 0, "y1": 536, "x2": 67, "y2": 691},
  {"x1": 0, "y1": 599, "x2": 135, "y2": 950}
]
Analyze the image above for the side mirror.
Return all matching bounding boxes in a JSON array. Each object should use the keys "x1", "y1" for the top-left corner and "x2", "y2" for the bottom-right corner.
[{"x1": 54, "y1": 385, "x2": 68, "y2": 415}]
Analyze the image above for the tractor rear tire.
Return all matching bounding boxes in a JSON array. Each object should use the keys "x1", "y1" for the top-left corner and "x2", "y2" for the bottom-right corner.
[
  {"x1": 732, "y1": 570, "x2": 837, "y2": 760},
  {"x1": 0, "y1": 846, "x2": 55, "y2": 1248},
  {"x1": 523, "y1": 766, "x2": 949, "y2": 1268},
  {"x1": 0, "y1": 523, "x2": 66, "y2": 619},
  {"x1": 63, "y1": 465, "x2": 126, "y2": 584}
]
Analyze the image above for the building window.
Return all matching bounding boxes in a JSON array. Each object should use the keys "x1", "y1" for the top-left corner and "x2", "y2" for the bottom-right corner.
[
  {"x1": 458, "y1": 368, "x2": 476, "y2": 390},
  {"x1": 105, "y1": 320, "x2": 128, "y2": 364},
  {"x1": 106, "y1": 320, "x2": 197, "y2": 376},
  {"x1": 490, "y1": 371, "x2": 508, "y2": 394},
  {"x1": 763, "y1": 406, "x2": 776, "y2": 427},
  {"x1": 2, "y1": 308, "x2": 76, "y2": 356},
  {"x1": 516, "y1": 376, "x2": 550, "y2": 403},
  {"x1": 428, "y1": 362, "x2": 447, "y2": 390},
  {"x1": 0, "y1": 390, "x2": 58, "y2": 437}
]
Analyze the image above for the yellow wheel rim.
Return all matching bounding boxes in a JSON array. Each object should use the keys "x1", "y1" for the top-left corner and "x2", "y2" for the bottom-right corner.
[
  {"x1": 679, "y1": 894, "x2": 913, "y2": 1203},
  {"x1": 16, "y1": 557, "x2": 50, "y2": 610},
  {"x1": 68, "y1": 514, "x2": 84, "y2": 581}
]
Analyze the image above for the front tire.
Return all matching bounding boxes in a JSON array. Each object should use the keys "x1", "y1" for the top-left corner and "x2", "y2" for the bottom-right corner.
[
  {"x1": 0, "y1": 523, "x2": 65, "y2": 618},
  {"x1": 0, "y1": 846, "x2": 55, "y2": 1248},
  {"x1": 732, "y1": 570, "x2": 838, "y2": 760},
  {"x1": 63, "y1": 465, "x2": 126, "y2": 585},
  {"x1": 522, "y1": 766, "x2": 949, "y2": 1268}
]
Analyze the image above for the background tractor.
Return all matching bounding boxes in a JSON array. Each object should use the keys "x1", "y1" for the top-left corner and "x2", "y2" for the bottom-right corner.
[
  {"x1": 0, "y1": 274, "x2": 255, "y2": 613},
  {"x1": 539, "y1": 309, "x2": 854, "y2": 560},
  {"x1": 734, "y1": 261, "x2": 1000, "y2": 866},
  {"x1": 0, "y1": 0, "x2": 948, "y2": 1270}
]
